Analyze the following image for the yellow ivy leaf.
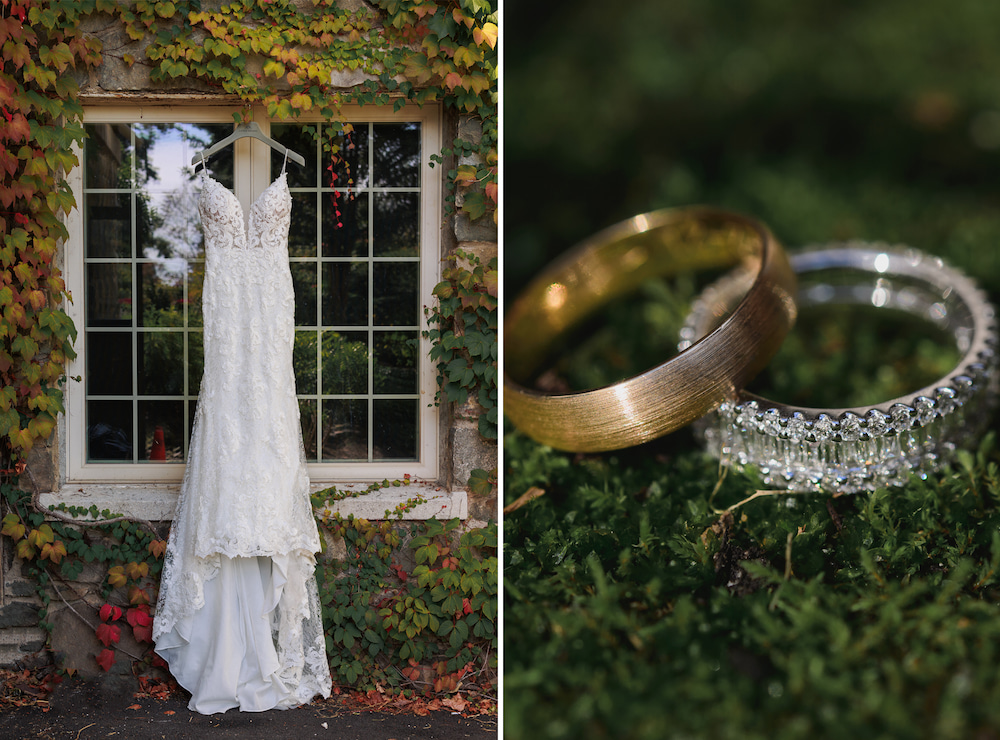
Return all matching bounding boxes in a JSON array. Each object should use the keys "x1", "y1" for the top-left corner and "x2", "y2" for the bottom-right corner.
[
  {"x1": 473, "y1": 23, "x2": 498, "y2": 50},
  {"x1": 126, "y1": 560, "x2": 149, "y2": 580},
  {"x1": 123, "y1": 53, "x2": 136, "y2": 67},
  {"x1": 15, "y1": 539, "x2": 36, "y2": 560},
  {"x1": 41, "y1": 540, "x2": 67, "y2": 564},
  {"x1": 289, "y1": 92, "x2": 313, "y2": 111},
  {"x1": 452, "y1": 8, "x2": 474, "y2": 29},
  {"x1": 108, "y1": 565, "x2": 127, "y2": 589},
  {"x1": 454, "y1": 164, "x2": 478, "y2": 185},
  {"x1": 1, "y1": 513, "x2": 25, "y2": 542}
]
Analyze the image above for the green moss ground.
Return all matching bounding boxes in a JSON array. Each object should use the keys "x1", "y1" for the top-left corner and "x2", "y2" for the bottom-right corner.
[{"x1": 504, "y1": 1, "x2": 1000, "y2": 737}]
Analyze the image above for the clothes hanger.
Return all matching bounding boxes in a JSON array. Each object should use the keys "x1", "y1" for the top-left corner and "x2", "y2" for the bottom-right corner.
[{"x1": 191, "y1": 121, "x2": 306, "y2": 167}]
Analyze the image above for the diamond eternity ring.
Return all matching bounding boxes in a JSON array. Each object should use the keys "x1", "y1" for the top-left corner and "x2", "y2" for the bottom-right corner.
[{"x1": 682, "y1": 243, "x2": 998, "y2": 494}]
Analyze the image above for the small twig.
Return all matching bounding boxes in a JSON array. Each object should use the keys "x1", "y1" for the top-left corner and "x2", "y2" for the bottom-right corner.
[
  {"x1": 75, "y1": 723, "x2": 96, "y2": 740},
  {"x1": 707, "y1": 458, "x2": 729, "y2": 514},
  {"x1": 503, "y1": 486, "x2": 544, "y2": 514},
  {"x1": 719, "y1": 488, "x2": 792, "y2": 514}
]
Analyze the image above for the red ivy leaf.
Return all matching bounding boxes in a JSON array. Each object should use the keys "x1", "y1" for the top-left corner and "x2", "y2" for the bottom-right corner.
[
  {"x1": 132, "y1": 622, "x2": 153, "y2": 644},
  {"x1": 127, "y1": 605, "x2": 152, "y2": 629},
  {"x1": 95, "y1": 648, "x2": 115, "y2": 672},
  {"x1": 95, "y1": 622, "x2": 121, "y2": 647}
]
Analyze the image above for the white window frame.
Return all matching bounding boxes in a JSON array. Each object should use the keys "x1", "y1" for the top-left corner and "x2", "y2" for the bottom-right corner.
[{"x1": 61, "y1": 104, "x2": 443, "y2": 493}]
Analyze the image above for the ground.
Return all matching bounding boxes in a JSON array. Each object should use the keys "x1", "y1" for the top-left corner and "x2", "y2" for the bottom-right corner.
[{"x1": 0, "y1": 665, "x2": 497, "y2": 740}]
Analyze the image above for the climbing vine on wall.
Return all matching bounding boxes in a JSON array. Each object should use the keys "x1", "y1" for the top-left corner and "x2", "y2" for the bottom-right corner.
[{"x1": 0, "y1": 0, "x2": 498, "y2": 467}]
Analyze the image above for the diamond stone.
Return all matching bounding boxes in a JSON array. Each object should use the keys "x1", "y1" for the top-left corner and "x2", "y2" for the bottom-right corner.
[
  {"x1": 914, "y1": 396, "x2": 936, "y2": 426},
  {"x1": 812, "y1": 414, "x2": 834, "y2": 441},
  {"x1": 934, "y1": 387, "x2": 957, "y2": 417},
  {"x1": 839, "y1": 412, "x2": 862, "y2": 442},
  {"x1": 735, "y1": 401, "x2": 759, "y2": 430},
  {"x1": 951, "y1": 375, "x2": 974, "y2": 403},
  {"x1": 865, "y1": 409, "x2": 889, "y2": 437},
  {"x1": 761, "y1": 408, "x2": 782, "y2": 436},
  {"x1": 890, "y1": 404, "x2": 914, "y2": 432},
  {"x1": 785, "y1": 413, "x2": 809, "y2": 442}
]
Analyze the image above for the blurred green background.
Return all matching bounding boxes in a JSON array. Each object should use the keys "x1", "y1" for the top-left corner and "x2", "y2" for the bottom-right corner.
[
  {"x1": 504, "y1": 2, "x2": 1000, "y2": 739},
  {"x1": 505, "y1": 0, "x2": 1000, "y2": 298}
]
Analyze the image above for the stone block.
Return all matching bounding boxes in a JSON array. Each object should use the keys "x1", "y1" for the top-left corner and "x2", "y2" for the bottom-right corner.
[
  {"x1": 25, "y1": 429, "x2": 58, "y2": 494},
  {"x1": 454, "y1": 241, "x2": 497, "y2": 268},
  {"x1": 0, "y1": 601, "x2": 41, "y2": 629},
  {"x1": 0, "y1": 626, "x2": 46, "y2": 666},
  {"x1": 467, "y1": 492, "x2": 498, "y2": 523},
  {"x1": 454, "y1": 212, "x2": 497, "y2": 243},
  {"x1": 457, "y1": 116, "x2": 484, "y2": 147},
  {"x1": 450, "y1": 422, "x2": 496, "y2": 491}
]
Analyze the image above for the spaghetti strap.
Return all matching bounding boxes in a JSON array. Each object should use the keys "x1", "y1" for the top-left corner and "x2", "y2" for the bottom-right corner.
[{"x1": 281, "y1": 147, "x2": 289, "y2": 175}]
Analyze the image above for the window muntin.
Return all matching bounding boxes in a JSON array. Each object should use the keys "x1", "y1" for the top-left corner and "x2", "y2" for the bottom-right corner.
[{"x1": 68, "y1": 108, "x2": 440, "y2": 483}]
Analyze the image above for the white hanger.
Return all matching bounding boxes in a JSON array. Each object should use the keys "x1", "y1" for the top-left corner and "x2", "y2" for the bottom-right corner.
[{"x1": 191, "y1": 121, "x2": 305, "y2": 166}]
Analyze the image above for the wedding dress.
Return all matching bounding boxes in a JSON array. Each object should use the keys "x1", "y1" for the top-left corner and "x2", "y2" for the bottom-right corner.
[{"x1": 152, "y1": 155, "x2": 332, "y2": 714}]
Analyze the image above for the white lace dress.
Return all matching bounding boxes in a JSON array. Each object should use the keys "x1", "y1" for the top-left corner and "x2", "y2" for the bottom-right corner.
[{"x1": 152, "y1": 160, "x2": 332, "y2": 714}]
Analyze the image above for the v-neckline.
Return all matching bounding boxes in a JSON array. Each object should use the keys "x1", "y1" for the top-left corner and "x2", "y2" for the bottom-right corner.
[{"x1": 202, "y1": 172, "x2": 288, "y2": 236}]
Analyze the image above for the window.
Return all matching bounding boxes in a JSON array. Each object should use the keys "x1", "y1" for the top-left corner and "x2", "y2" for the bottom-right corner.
[{"x1": 64, "y1": 107, "x2": 442, "y2": 484}]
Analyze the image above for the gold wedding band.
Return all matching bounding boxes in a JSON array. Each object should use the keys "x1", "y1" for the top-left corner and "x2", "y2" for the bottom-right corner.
[{"x1": 504, "y1": 207, "x2": 798, "y2": 452}]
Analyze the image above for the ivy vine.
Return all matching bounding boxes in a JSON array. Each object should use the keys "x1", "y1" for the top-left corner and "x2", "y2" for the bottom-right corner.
[{"x1": 423, "y1": 248, "x2": 499, "y2": 440}]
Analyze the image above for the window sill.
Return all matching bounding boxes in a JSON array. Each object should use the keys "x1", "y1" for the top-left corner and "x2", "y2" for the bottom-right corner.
[{"x1": 40, "y1": 481, "x2": 467, "y2": 523}]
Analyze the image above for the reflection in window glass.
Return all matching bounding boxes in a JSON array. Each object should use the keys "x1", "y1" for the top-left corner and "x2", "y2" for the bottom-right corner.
[
  {"x1": 83, "y1": 122, "x2": 230, "y2": 464},
  {"x1": 275, "y1": 121, "x2": 423, "y2": 462}
]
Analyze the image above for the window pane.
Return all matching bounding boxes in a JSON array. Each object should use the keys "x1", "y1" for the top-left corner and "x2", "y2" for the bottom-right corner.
[
  {"x1": 87, "y1": 264, "x2": 132, "y2": 325},
  {"x1": 271, "y1": 123, "x2": 319, "y2": 188},
  {"x1": 86, "y1": 193, "x2": 131, "y2": 258},
  {"x1": 373, "y1": 123, "x2": 420, "y2": 187},
  {"x1": 289, "y1": 192, "x2": 318, "y2": 257},
  {"x1": 328, "y1": 122, "x2": 369, "y2": 188},
  {"x1": 291, "y1": 262, "x2": 318, "y2": 326},
  {"x1": 322, "y1": 262, "x2": 369, "y2": 327},
  {"x1": 323, "y1": 192, "x2": 368, "y2": 258},
  {"x1": 87, "y1": 333, "x2": 132, "y2": 395},
  {"x1": 138, "y1": 332, "x2": 184, "y2": 395},
  {"x1": 300, "y1": 399, "x2": 318, "y2": 459},
  {"x1": 188, "y1": 261, "x2": 205, "y2": 327},
  {"x1": 139, "y1": 400, "x2": 184, "y2": 462},
  {"x1": 88, "y1": 400, "x2": 133, "y2": 461},
  {"x1": 372, "y1": 399, "x2": 417, "y2": 460},
  {"x1": 85, "y1": 123, "x2": 132, "y2": 189},
  {"x1": 373, "y1": 331, "x2": 418, "y2": 394},
  {"x1": 322, "y1": 399, "x2": 368, "y2": 460},
  {"x1": 137, "y1": 263, "x2": 184, "y2": 328},
  {"x1": 321, "y1": 331, "x2": 369, "y2": 395},
  {"x1": 373, "y1": 192, "x2": 418, "y2": 257},
  {"x1": 294, "y1": 330, "x2": 318, "y2": 395},
  {"x1": 373, "y1": 263, "x2": 418, "y2": 326},
  {"x1": 187, "y1": 331, "x2": 204, "y2": 395}
]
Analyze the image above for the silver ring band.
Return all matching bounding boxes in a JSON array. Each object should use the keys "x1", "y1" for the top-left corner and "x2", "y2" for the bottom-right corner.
[{"x1": 683, "y1": 243, "x2": 998, "y2": 493}]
